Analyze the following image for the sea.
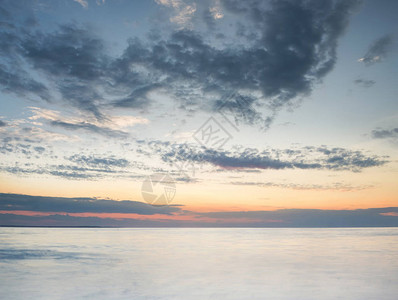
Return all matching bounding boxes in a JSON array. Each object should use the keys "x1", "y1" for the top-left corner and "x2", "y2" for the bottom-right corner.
[{"x1": 0, "y1": 227, "x2": 397, "y2": 299}]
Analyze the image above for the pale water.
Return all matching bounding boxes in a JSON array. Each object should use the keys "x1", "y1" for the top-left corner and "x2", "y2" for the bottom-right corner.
[{"x1": 0, "y1": 228, "x2": 397, "y2": 299}]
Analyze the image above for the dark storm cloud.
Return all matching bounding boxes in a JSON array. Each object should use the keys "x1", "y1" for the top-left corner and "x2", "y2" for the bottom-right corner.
[
  {"x1": 145, "y1": 142, "x2": 387, "y2": 172},
  {"x1": 198, "y1": 207, "x2": 398, "y2": 227},
  {"x1": 359, "y1": 34, "x2": 395, "y2": 65},
  {"x1": 114, "y1": 0, "x2": 359, "y2": 124},
  {"x1": 354, "y1": 78, "x2": 375, "y2": 88},
  {"x1": 371, "y1": 128, "x2": 398, "y2": 140},
  {"x1": 0, "y1": 193, "x2": 180, "y2": 215},
  {"x1": 0, "y1": 0, "x2": 360, "y2": 128},
  {"x1": 50, "y1": 120, "x2": 128, "y2": 138},
  {"x1": 255, "y1": 0, "x2": 360, "y2": 101},
  {"x1": 220, "y1": 0, "x2": 361, "y2": 97}
]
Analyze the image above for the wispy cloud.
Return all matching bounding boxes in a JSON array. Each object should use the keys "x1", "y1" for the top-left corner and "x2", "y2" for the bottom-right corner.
[
  {"x1": 50, "y1": 120, "x2": 129, "y2": 138},
  {"x1": 354, "y1": 78, "x2": 375, "y2": 88},
  {"x1": 28, "y1": 107, "x2": 147, "y2": 138},
  {"x1": 358, "y1": 34, "x2": 395, "y2": 65},
  {"x1": 0, "y1": 64, "x2": 50, "y2": 101},
  {"x1": 155, "y1": 0, "x2": 197, "y2": 28},
  {"x1": 73, "y1": 0, "x2": 88, "y2": 9},
  {"x1": 209, "y1": 0, "x2": 223, "y2": 20},
  {"x1": 228, "y1": 181, "x2": 373, "y2": 192}
]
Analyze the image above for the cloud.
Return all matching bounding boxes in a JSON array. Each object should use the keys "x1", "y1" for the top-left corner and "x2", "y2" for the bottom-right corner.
[
  {"x1": 33, "y1": 146, "x2": 45, "y2": 154},
  {"x1": 0, "y1": 139, "x2": 39, "y2": 157},
  {"x1": 1, "y1": 124, "x2": 75, "y2": 144},
  {"x1": 209, "y1": 0, "x2": 224, "y2": 20},
  {"x1": 50, "y1": 120, "x2": 129, "y2": 138},
  {"x1": 0, "y1": 212, "x2": 185, "y2": 227},
  {"x1": 48, "y1": 170, "x2": 95, "y2": 179},
  {"x1": 0, "y1": 64, "x2": 50, "y2": 101},
  {"x1": 0, "y1": 0, "x2": 361, "y2": 129},
  {"x1": 0, "y1": 136, "x2": 150, "y2": 179},
  {"x1": 380, "y1": 212, "x2": 398, "y2": 217},
  {"x1": 28, "y1": 106, "x2": 146, "y2": 138},
  {"x1": 0, "y1": 164, "x2": 96, "y2": 179},
  {"x1": 0, "y1": 24, "x2": 31, "y2": 92},
  {"x1": 228, "y1": 181, "x2": 373, "y2": 191},
  {"x1": 354, "y1": 78, "x2": 375, "y2": 88},
  {"x1": 155, "y1": 0, "x2": 197, "y2": 28},
  {"x1": 147, "y1": 142, "x2": 388, "y2": 172},
  {"x1": 114, "y1": 0, "x2": 360, "y2": 127},
  {"x1": 67, "y1": 154, "x2": 130, "y2": 168},
  {"x1": 0, "y1": 193, "x2": 180, "y2": 215},
  {"x1": 0, "y1": 123, "x2": 150, "y2": 180},
  {"x1": 22, "y1": 24, "x2": 107, "y2": 119},
  {"x1": 0, "y1": 162, "x2": 136, "y2": 180},
  {"x1": 109, "y1": 115, "x2": 149, "y2": 128},
  {"x1": 0, "y1": 120, "x2": 7, "y2": 127},
  {"x1": 371, "y1": 128, "x2": 398, "y2": 140},
  {"x1": 57, "y1": 81, "x2": 105, "y2": 120},
  {"x1": 0, "y1": 20, "x2": 107, "y2": 119},
  {"x1": 198, "y1": 207, "x2": 398, "y2": 227},
  {"x1": 358, "y1": 34, "x2": 394, "y2": 65},
  {"x1": 1, "y1": 194, "x2": 397, "y2": 227},
  {"x1": 73, "y1": 0, "x2": 88, "y2": 8}
]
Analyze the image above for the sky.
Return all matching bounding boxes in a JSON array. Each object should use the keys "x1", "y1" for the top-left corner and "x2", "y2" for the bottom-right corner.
[{"x1": 0, "y1": 0, "x2": 397, "y2": 227}]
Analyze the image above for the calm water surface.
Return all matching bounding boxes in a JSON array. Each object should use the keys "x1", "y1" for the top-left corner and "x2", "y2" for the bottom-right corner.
[{"x1": 0, "y1": 228, "x2": 397, "y2": 299}]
